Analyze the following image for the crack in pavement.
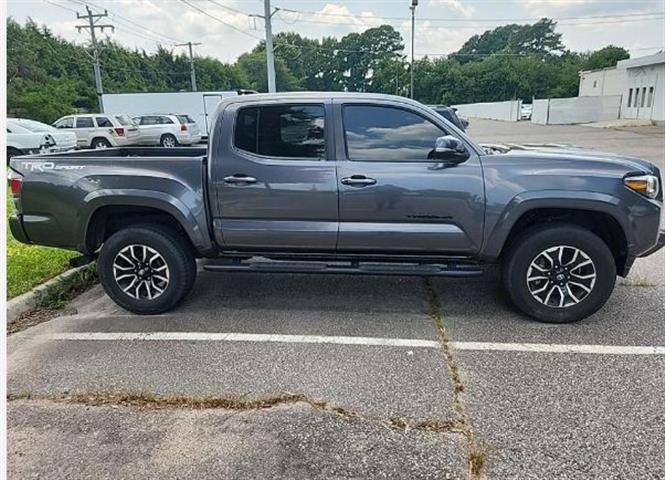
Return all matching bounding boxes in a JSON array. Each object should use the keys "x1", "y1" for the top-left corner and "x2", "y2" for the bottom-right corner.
[
  {"x1": 7, "y1": 391, "x2": 464, "y2": 435},
  {"x1": 424, "y1": 278, "x2": 487, "y2": 480}
]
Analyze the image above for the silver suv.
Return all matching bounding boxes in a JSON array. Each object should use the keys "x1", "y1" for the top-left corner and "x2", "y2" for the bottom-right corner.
[
  {"x1": 133, "y1": 114, "x2": 202, "y2": 147},
  {"x1": 53, "y1": 114, "x2": 141, "y2": 149}
]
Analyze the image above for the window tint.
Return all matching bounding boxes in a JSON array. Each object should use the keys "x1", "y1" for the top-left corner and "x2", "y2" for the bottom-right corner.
[
  {"x1": 343, "y1": 105, "x2": 446, "y2": 162},
  {"x1": 235, "y1": 107, "x2": 258, "y2": 153},
  {"x1": 55, "y1": 117, "x2": 74, "y2": 129},
  {"x1": 159, "y1": 116, "x2": 174, "y2": 124},
  {"x1": 177, "y1": 115, "x2": 195, "y2": 124},
  {"x1": 235, "y1": 105, "x2": 325, "y2": 159},
  {"x1": 96, "y1": 117, "x2": 113, "y2": 127},
  {"x1": 75, "y1": 117, "x2": 94, "y2": 128}
]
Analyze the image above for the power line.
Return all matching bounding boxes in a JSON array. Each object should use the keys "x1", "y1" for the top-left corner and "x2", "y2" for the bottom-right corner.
[
  {"x1": 273, "y1": 5, "x2": 665, "y2": 23},
  {"x1": 178, "y1": 0, "x2": 263, "y2": 40},
  {"x1": 64, "y1": 0, "x2": 183, "y2": 45}
]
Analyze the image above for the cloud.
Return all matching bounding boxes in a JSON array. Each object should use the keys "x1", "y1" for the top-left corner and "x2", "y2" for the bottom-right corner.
[{"x1": 428, "y1": 0, "x2": 475, "y2": 18}]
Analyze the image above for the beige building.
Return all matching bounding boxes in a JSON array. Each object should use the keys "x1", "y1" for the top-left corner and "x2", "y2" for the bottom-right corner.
[{"x1": 578, "y1": 51, "x2": 664, "y2": 122}]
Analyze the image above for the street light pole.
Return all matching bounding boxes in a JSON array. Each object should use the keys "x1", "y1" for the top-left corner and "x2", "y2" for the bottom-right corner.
[{"x1": 410, "y1": 0, "x2": 417, "y2": 99}]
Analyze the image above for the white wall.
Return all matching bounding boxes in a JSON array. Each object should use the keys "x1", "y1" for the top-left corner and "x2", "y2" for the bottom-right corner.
[
  {"x1": 531, "y1": 99, "x2": 550, "y2": 124},
  {"x1": 531, "y1": 95, "x2": 622, "y2": 125},
  {"x1": 579, "y1": 68, "x2": 624, "y2": 97},
  {"x1": 452, "y1": 100, "x2": 521, "y2": 122}
]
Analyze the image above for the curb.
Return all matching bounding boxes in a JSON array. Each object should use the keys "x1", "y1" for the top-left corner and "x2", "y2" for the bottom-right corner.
[{"x1": 6, "y1": 265, "x2": 88, "y2": 323}]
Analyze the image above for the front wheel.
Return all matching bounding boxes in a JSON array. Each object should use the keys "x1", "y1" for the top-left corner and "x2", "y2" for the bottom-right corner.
[
  {"x1": 97, "y1": 225, "x2": 197, "y2": 314},
  {"x1": 502, "y1": 224, "x2": 616, "y2": 323}
]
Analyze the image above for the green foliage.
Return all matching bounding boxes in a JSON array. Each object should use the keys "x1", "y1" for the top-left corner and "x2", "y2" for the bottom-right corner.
[
  {"x1": 582, "y1": 45, "x2": 629, "y2": 71},
  {"x1": 6, "y1": 16, "x2": 630, "y2": 120},
  {"x1": 455, "y1": 18, "x2": 564, "y2": 62}
]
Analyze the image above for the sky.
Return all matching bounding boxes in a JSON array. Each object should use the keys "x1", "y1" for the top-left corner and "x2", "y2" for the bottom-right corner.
[{"x1": 6, "y1": 0, "x2": 665, "y2": 63}]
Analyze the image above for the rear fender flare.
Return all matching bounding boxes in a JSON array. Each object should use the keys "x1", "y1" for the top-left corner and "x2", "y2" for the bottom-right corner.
[{"x1": 78, "y1": 189, "x2": 214, "y2": 255}]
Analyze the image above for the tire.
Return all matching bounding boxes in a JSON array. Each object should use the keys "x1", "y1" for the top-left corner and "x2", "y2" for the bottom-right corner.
[
  {"x1": 501, "y1": 224, "x2": 616, "y2": 323},
  {"x1": 160, "y1": 134, "x2": 178, "y2": 148},
  {"x1": 97, "y1": 225, "x2": 197, "y2": 314},
  {"x1": 91, "y1": 137, "x2": 111, "y2": 149}
]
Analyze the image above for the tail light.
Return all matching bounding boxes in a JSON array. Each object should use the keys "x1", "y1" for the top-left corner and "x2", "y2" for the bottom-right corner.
[
  {"x1": 180, "y1": 124, "x2": 188, "y2": 132},
  {"x1": 114, "y1": 127, "x2": 125, "y2": 136},
  {"x1": 9, "y1": 176, "x2": 22, "y2": 196}
]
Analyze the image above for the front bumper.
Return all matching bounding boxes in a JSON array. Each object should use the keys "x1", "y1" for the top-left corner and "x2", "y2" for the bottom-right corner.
[{"x1": 640, "y1": 229, "x2": 665, "y2": 257}]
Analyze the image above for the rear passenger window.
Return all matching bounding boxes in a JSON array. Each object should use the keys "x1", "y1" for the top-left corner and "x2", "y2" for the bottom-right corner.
[
  {"x1": 159, "y1": 116, "x2": 174, "y2": 124},
  {"x1": 75, "y1": 117, "x2": 94, "y2": 128},
  {"x1": 96, "y1": 117, "x2": 112, "y2": 127},
  {"x1": 234, "y1": 105, "x2": 325, "y2": 159},
  {"x1": 235, "y1": 107, "x2": 258, "y2": 153}
]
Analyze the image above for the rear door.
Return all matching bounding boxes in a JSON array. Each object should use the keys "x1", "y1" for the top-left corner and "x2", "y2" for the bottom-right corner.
[
  {"x1": 333, "y1": 100, "x2": 485, "y2": 254},
  {"x1": 210, "y1": 100, "x2": 338, "y2": 251},
  {"x1": 73, "y1": 116, "x2": 95, "y2": 147}
]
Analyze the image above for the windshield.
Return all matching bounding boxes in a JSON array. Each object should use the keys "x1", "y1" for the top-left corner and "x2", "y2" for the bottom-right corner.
[
  {"x1": 9, "y1": 119, "x2": 57, "y2": 133},
  {"x1": 115, "y1": 115, "x2": 137, "y2": 126}
]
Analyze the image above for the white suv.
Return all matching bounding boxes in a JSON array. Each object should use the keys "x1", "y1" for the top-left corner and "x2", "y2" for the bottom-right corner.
[
  {"x1": 133, "y1": 114, "x2": 202, "y2": 147},
  {"x1": 53, "y1": 114, "x2": 141, "y2": 149}
]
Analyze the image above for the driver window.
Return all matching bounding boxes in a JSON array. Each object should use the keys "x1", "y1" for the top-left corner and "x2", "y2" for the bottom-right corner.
[{"x1": 343, "y1": 105, "x2": 448, "y2": 162}]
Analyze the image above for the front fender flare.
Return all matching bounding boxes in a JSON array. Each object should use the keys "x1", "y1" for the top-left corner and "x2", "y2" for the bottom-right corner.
[{"x1": 481, "y1": 190, "x2": 633, "y2": 260}]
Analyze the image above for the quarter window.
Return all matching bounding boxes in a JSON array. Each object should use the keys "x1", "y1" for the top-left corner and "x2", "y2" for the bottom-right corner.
[
  {"x1": 343, "y1": 105, "x2": 447, "y2": 162},
  {"x1": 95, "y1": 117, "x2": 113, "y2": 127},
  {"x1": 234, "y1": 105, "x2": 325, "y2": 159},
  {"x1": 75, "y1": 117, "x2": 94, "y2": 128}
]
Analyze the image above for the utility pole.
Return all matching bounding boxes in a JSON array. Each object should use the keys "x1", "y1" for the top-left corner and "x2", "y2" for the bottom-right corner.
[
  {"x1": 76, "y1": 6, "x2": 114, "y2": 112},
  {"x1": 175, "y1": 41, "x2": 203, "y2": 91},
  {"x1": 410, "y1": 0, "x2": 418, "y2": 99},
  {"x1": 251, "y1": 1, "x2": 278, "y2": 92}
]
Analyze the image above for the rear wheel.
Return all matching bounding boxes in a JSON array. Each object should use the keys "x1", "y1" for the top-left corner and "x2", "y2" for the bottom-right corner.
[
  {"x1": 91, "y1": 137, "x2": 111, "y2": 149},
  {"x1": 97, "y1": 225, "x2": 196, "y2": 314},
  {"x1": 160, "y1": 134, "x2": 177, "y2": 148},
  {"x1": 502, "y1": 224, "x2": 616, "y2": 323}
]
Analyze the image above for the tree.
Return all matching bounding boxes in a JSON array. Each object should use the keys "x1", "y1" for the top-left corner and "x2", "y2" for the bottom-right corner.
[
  {"x1": 582, "y1": 45, "x2": 629, "y2": 71},
  {"x1": 455, "y1": 18, "x2": 564, "y2": 62}
]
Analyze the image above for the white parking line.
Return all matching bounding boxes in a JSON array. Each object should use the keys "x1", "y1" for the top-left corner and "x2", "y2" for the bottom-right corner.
[{"x1": 44, "y1": 332, "x2": 665, "y2": 355}]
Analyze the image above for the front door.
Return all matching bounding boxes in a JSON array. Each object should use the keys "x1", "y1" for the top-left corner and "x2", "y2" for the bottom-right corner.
[
  {"x1": 333, "y1": 101, "x2": 485, "y2": 255},
  {"x1": 211, "y1": 100, "x2": 338, "y2": 251}
]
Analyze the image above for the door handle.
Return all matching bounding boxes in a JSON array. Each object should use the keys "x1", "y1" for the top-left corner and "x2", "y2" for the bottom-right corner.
[
  {"x1": 341, "y1": 175, "x2": 377, "y2": 186},
  {"x1": 224, "y1": 174, "x2": 257, "y2": 184}
]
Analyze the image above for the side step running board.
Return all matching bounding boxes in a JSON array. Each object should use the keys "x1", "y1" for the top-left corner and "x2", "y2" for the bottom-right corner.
[{"x1": 203, "y1": 258, "x2": 483, "y2": 277}]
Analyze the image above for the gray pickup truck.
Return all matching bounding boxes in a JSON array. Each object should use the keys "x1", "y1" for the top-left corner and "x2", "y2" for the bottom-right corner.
[{"x1": 9, "y1": 92, "x2": 664, "y2": 323}]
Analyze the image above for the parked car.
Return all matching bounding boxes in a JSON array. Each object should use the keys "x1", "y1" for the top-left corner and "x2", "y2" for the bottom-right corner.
[
  {"x1": 521, "y1": 103, "x2": 533, "y2": 120},
  {"x1": 428, "y1": 105, "x2": 469, "y2": 131},
  {"x1": 133, "y1": 114, "x2": 202, "y2": 147},
  {"x1": 9, "y1": 92, "x2": 664, "y2": 323},
  {"x1": 6, "y1": 118, "x2": 77, "y2": 162},
  {"x1": 52, "y1": 114, "x2": 141, "y2": 149}
]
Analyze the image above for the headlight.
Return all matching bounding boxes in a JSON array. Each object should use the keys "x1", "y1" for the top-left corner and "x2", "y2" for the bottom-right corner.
[{"x1": 624, "y1": 174, "x2": 659, "y2": 199}]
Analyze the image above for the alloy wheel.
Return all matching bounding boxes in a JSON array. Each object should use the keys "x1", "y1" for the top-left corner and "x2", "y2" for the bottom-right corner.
[
  {"x1": 526, "y1": 245, "x2": 597, "y2": 308},
  {"x1": 113, "y1": 244, "x2": 170, "y2": 300}
]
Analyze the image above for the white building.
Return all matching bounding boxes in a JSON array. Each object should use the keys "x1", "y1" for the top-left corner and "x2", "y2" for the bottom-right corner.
[{"x1": 578, "y1": 51, "x2": 665, "y2": 122}]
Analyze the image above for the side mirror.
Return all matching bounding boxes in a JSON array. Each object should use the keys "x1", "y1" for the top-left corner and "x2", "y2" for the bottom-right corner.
[{"x1": 430, "y1": 135, "x2": 469, "y2": 162}]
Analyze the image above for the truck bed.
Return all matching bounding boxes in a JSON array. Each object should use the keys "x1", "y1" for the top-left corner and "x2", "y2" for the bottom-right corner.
[{"x1": 9, "y1": 147, "x2": 213, "y2": 255}]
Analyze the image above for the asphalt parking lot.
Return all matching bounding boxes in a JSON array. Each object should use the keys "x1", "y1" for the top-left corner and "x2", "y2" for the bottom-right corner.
[{"x1": 7, "y1": 120, "x2": 665, "y2": 479}]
